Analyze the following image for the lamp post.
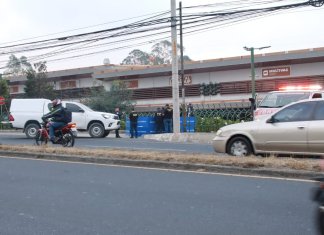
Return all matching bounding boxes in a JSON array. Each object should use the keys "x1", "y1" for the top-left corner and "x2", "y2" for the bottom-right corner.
[{"x1": 243, "y1": 46, "x2": 271, "y2": 118}]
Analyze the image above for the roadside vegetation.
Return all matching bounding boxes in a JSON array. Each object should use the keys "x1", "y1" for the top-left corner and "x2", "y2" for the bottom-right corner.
[{"x1": 0, "y1": 144, "x2": 321, "y2": 173}]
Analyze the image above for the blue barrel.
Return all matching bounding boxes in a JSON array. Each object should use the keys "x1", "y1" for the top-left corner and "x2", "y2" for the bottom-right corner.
[
  {"x1": 180, "y1": 117, "x2": 196, "y2": 132},
  {"x1": 126, "y1": 116, "x2": 155, "y2": 137},
  {"x1": 126, "y1": 116, "x2": 196, "y2": 136}
]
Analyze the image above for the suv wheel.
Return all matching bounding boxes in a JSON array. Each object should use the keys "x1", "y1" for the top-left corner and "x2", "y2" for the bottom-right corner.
[
  {"x1": 89, "y1": 123, "x2": 105, "y2": 138},
  {"x1": 25, "y1": 123, "x2": 40, "y2": 139}
]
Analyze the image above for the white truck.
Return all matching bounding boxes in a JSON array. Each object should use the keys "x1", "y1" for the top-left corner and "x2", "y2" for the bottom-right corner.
[{"x1": 10, "y1": 98, "x2": 120, "y2": 138}]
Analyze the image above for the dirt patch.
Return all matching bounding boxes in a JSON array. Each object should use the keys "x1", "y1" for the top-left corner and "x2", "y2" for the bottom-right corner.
[{"x1": 0, "y1": 144, "x2": 321, "y2": 173}]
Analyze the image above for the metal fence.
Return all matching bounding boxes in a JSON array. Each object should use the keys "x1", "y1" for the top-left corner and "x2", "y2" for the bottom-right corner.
[{"x1": 135, "y1": 102, "x2": 253, "y2": 133}]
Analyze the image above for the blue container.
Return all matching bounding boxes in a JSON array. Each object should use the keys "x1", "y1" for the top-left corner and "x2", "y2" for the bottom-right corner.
[
  {"x1": 180, "y1": 117, "x2": 196, "y2": 132},
  {"x1": 126, "y1": 116, "x2": 196, "y2": 136},
  {"x1": 126, "y1": 116, "x2": 155, "y2": 137}
]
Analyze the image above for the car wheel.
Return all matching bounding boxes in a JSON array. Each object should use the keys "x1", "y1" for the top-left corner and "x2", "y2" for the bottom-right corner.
[
  {"x1": 103, "y1": 130, "x2": 110, "y2": 137},
  {"x1": 227, "y1": 137, "x2": 252, "y2": 157},
  {"x1": 25, "y1": 123, "x2": 40, "y2": 139},
  {"x1": 89, "y1": 123, "x2": 105, "y2": 138}
]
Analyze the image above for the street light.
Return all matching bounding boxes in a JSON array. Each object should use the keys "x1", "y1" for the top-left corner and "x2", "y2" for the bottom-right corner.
[{"x1": 243, "y1": 46, "x2": 271, "y2": 118}]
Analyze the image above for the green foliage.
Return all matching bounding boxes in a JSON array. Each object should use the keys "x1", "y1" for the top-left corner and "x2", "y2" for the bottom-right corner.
[
  {"x1": 195, "y1": 116, "x2": 240, "y2": 132},
  {"x1": 119, "y1": 120, "x2": 126, "y2": 130},
  {"x1": 0, "y1": 77, "x2": 10, "y2": 99},
  {"x1": 199, "y1": 82, "x2": 221, "y2": 96},
  {"x1": 121, "y1": 49, "x2": 150, "y2": 65},
  {"x1": 85, "y1": 80, "x2": 134, "y2": 114},
  {"x1": 5, "y1": 54, "x2": 32, "y2": 76},
  {"x1": 121, "y1": 40, "x2": 192, "y2": 65},
  {"x1": 24, "y1": 61, "x2": 55, "y2": 99}
]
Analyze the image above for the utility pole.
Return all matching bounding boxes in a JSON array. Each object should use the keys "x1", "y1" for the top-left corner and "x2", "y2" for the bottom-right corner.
[
  {"x1": 171, "y1": 0, "x2": 180, "y2": 133},
  {"x1": 179, "y1": 1, "x2": 186, "y2": 132},
  {"x1": 244, "y1": 46, "x2": 271, "y2": 119}
]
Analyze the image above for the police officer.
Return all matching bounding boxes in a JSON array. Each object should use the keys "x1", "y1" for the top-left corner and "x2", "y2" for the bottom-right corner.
[
  {"x1": 129, "y1": 108, "x2": 138, "y2": 138},
  {"x1": 163, "y1": 104, "x2": 173, "y2": 133},
  {"x1": 154, "y1": 107, "x2": 164, "y2": 133},
  {"x1": 115, "y1": 108, "x2": 122, "y2": 138}
]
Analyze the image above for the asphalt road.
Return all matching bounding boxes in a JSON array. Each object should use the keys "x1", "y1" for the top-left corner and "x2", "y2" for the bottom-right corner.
[
  {"x1": 0, "y1": 132, "x2": 215, "y2": 154},
  {"x1": 0, "y1": 156, "x2": 317, "y2": 235}
]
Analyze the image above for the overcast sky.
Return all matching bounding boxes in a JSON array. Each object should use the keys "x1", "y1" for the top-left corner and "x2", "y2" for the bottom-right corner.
[{"x1": 0, "y1": 0, "x2": 323, "y2": 72}]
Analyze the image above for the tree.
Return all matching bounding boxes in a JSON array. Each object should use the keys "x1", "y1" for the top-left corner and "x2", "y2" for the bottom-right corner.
[
  {"x1": 24, "y1": 61, "x2": 55, "y2": 99},
  {"x1": 0, "y1": 76, "x2": 10, "y2": 99},
  {"x1": 121, "y1": 40, "x2": 192, "y2": 65},
  {"x1": 5, "y1": 54, "x2": 32, "y2": 76},
  {"x1": 121, "y1": 49, "x2": 150, "y2": 65},
  {"x1": 150, "y1": 40, "x2": 173, "y2": 64},
  {"x1": 85, "y1": 80, "x2": 134, "y2": 115}
]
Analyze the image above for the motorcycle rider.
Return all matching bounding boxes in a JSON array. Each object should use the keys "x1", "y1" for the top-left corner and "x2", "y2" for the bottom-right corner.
[{"x1": 42, "y1": 99, "x2": 67, "y2": 143}]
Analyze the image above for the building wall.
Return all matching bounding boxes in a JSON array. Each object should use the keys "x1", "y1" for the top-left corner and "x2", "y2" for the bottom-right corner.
[
  {"x1": 7, "y1": 51, "x2": 324, "y2": 108},
  {"x1": 101, "y1": 61, "x2": 324, "y2": 107}
]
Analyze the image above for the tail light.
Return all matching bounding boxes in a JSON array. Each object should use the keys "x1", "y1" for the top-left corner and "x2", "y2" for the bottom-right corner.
[
  {"x1": 8, "y1": 114, "x2": 14, "y2": 121},
  {"x1": 68, "y1": 123, "x2": 76, "y2": 128}
]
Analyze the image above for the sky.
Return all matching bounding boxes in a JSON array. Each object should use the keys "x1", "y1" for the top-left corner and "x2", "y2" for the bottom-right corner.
[{"x1": 0, "y1": 0, "x2": 324, "y2": 73}]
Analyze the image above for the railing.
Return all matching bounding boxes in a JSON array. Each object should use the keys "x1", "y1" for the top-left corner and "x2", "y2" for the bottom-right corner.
[{"x1": 133, "y1": 102, "x2": 253, "y2": 133}]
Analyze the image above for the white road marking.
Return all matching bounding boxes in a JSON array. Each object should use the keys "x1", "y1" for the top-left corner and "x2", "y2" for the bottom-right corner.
[{"x1": 0, "y1": 155, "x2": 315, "y2": 183}]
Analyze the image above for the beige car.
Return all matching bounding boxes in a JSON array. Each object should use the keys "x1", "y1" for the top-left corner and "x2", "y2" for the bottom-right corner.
[{"x1": 213, "y1": 99, "x2": 324, "y2": 156}]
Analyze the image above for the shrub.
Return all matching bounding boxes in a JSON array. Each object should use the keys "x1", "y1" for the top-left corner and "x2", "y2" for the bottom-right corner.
[{"x1": 195, "y1": 117, "x2": 239, "y2": 132}]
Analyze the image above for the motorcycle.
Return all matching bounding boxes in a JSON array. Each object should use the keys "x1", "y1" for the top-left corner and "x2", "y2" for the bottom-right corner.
[
  {"x1": 312, "y1": 177, "x2": 324, "y2": 235},
  {"x1": 35, "y1": 118, "x2": 76, "y2": 147}
]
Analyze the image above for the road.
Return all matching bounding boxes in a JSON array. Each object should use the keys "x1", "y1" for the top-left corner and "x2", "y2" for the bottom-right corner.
[
  {"x1": 0, "y1": 156, "x2": 316, "y2": 235},
  {"x1": 0, "y1": 132, "x2": 215, "y2": 154}
]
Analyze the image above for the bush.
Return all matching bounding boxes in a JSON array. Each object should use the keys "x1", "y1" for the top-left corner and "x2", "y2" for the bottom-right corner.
[
  {"x1": 120, "y1": 120, "x2": 126, "y2": 130},
  {"x1": 195, "y1": 117, "x2": 239, "y2": 132}
]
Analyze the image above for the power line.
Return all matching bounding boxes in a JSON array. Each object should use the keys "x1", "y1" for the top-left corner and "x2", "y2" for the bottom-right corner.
[{"x1": 1, "y1": 0, "x2": 322, "y2": 70}]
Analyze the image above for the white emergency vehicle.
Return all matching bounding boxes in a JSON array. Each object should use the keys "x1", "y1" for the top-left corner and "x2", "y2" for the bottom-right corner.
[{"x1": 254, "y1": 85, "x2": 324, "y2": 119}]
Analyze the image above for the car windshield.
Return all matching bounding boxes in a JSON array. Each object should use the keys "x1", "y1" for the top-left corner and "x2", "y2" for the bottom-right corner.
[{"x1": 258, "y1": 92, "x2": 310, "y2": 108}]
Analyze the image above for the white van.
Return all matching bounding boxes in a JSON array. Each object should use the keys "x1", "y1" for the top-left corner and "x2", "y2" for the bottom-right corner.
[
  {"x1": 254, "y1": 89, "x2": 324, "y2": 119},
  {"x1": 10, "y1": 98, "x2": 120, "y2": 138}
]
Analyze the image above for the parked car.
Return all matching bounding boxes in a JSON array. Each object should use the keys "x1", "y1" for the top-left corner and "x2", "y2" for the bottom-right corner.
[
  {"x1": 213, "y1": 99, "x2": 324, "y2": 156},
  {"x1": 10, "y1": 99, "x2": 120, "y2": 138}
]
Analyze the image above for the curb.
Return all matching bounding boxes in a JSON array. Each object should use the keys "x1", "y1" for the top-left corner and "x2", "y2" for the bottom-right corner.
[
  {"x1": 0, "y1": 150, "x2": 323, "y2": 180},
  {"x1": 143, "y1": 133, "x2": 216, "y2": 144}
]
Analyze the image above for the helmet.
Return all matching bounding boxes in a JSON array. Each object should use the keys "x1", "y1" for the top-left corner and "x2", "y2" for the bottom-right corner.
[{"x1": 52, "y1": 99, "x2": 62, "y2": 107}]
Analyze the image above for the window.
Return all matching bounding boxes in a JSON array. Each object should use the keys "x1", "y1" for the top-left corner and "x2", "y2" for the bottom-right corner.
[
  {"x1": 66, "y1": 103, "x2": 83, "y2": 112},
  {"x1": 314, "y1": 101, "x2": 324, "y2": 120},
  {"x1": 60, "y1": 80, "x2": 77, "y2": 89},
  {"x1": 312, "y1": 93, "x2": 322, "y2": 99},
  {"x1": 273, "y1": 102, "x2": 315, "y2": 122},
  {"x1": 10, "y1": 86, "x2": 19, "y2": 93}
]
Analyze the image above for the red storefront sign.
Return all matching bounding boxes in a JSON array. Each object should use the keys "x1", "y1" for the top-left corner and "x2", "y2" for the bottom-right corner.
[
  {"x1": 262, "y1": 66, "x2": 290, "y2": 78},
  {"x1": 0, "y1": 96, "x2": 5, "y2": 105}
]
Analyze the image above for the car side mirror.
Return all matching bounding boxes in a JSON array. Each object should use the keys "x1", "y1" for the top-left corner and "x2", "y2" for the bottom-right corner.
[
  {"x1": 266, "y1": 116, "x2": 275, "y2": 123},
  {"x1": 78, "y1": 109, "x2": 85, "y2": 113}
]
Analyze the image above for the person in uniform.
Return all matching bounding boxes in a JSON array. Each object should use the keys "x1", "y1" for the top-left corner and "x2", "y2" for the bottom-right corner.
[
  {"x1": 129, "y1": 108, "x2": 138, "y2": 138},
  {"x1": 154, "y1": 107, "x2": 164, "y2": 133},
  {"x1": 163, "y1": 104, "x2": 173, "y2": 133}
]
